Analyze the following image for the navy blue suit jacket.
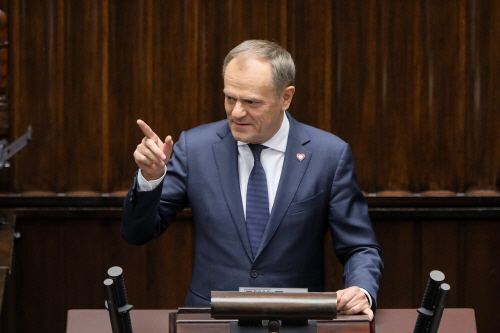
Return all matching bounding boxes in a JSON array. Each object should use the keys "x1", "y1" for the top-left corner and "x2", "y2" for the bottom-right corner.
[{"x1": 122, "y1": 112, "x2": 383, "y2": 309}]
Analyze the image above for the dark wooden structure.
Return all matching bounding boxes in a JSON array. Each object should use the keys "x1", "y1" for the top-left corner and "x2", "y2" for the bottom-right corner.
[
  {"x1": 0, "y1": 195, "x2": 497, "y2": 332},
  {"x1": 0, "y1": 209, "x2": 14, "y2": 311},
  {"x1": 0, "y1": 0, "x2": 499, "y2": 332},
  {"x1": 65, "y1": 308, "x2": 477, "y2": 333}
]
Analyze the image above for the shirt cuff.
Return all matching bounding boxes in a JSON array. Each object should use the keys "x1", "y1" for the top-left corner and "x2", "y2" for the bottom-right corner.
[
  {"x1": 136, "y1": 167, "x2": 167, "y2": 192},
  {"x1": 359, "y1": 288, "x2": 373, "y2": 309}
]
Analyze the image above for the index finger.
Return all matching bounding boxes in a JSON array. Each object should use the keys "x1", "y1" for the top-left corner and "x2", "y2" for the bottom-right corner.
[{"x1": 137, "y1": 119, "x2": 157, "y2": 139}]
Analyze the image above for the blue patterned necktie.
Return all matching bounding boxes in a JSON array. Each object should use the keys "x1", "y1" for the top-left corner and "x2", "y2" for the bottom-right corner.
[{"x1": 246, "y1": 144, "x2": 269, "y2": 258}]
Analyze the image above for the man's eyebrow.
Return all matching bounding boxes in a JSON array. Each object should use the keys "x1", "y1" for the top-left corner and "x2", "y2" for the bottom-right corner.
[
  {"x1": 223, "y1": 90, "x2": 260, "y2": 102},
  {"x1": 243, "y1": 97, "x2": 261, "y2": 102}
]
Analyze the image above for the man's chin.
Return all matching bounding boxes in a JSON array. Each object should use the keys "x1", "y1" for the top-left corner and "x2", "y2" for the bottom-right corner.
[
  {"x1": 232, "y1": 135, "x2": 250, "y2": 143},
  {"x1": 229, "y1": 128, "x2": 252, "y2": 143}
]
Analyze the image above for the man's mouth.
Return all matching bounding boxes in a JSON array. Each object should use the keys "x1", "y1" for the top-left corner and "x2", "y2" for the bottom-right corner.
[{"x1": 233, "y1": 120, "x2": 250, "y2": 127}]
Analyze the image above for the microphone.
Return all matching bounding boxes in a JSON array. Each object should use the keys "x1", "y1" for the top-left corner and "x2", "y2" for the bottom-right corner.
[
  {"x1": 104, "y1": 279, "x2": 122, "y2": 333},
  {"x1": 104, "y1": 266, "x2": 134, "y2": 333},
  {"x1": 414, "y1": 270, "x2": 450, "y2": 333}
]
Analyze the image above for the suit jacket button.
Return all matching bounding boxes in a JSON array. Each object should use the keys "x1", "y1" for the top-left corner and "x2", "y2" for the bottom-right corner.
[{"x1": 250, "y1": 270, "x2": 259, "y2": 278}]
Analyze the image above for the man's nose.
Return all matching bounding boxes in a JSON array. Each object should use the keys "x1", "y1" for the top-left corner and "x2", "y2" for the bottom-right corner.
[{"x1": 232, "y1": 101, "x2": 246, "y2": 118}]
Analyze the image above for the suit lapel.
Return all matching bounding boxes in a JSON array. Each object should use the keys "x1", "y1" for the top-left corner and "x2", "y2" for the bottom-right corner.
[
  {"x1": 213, "y1": 123, "x2": 253, "y2": 261},
  {"x1": 255, "y1": 114, "x2": 312, "y2": 259}
]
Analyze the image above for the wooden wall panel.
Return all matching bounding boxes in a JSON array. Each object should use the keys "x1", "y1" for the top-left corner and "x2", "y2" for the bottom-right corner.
[
  {"x1": 331, "y1": 0, "x2": 378, "y2": 191},
  {"x1": 63, "y1": 1, "x2": 107, "y2": 191},
  {"x1": 11, "y1": 0, "x2": 108, "y2": 192},
  {"x1": 465, "y1": 0, "x2": 500, "y2": 191},
  {"x1": 372, "y1": 220, "x2": 416, "y2": 309},
  {"x1": 197, "y1": 1, "x2": 226, "y2": 129},
  {"x1": 286, "y1": 1, "x2": 333, "y2": 133},
  {"x1": 419, "y1": 221, "x2": 460, "y2": 306},
  {"x1": 463, "y1": 220, "x2": 500, "y2": 333},
  {"x1": 196, "y1": 0, "x2": 229, "y2": 127},
  {"x1": 146, "y1": 218, "x2": 194, "y2": 309},
  {"x1": 376, "y1": 0, "x2": 422, "y2": 192},
  {"x1": 419, "y1": 0, "x2": 466, "y2": 191},
  {"x1": 150, "y1": 1, "x2": 200, "y2": 139},
  {"x1": 107, "y1": 0, "x2": 154, "y2": 191},
  {"x1": 7, "y1": 0, "x2": 500, "y2": 193},
  {"x1": 11, "y1": 0, "x2": 66, "y2": 192}
]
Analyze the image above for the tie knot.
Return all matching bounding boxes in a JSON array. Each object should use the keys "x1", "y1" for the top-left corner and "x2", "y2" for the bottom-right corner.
[{"x1": 248, "y1": 144, "x2": 266, "y2": 161}]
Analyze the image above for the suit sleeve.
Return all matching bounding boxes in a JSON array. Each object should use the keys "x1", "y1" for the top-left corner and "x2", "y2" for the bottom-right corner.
[
  {"x1": 328, "y1": 143, "x2": 384, "y2": 310},
  {"x1": 121, "y1": 131, "x2": 190, "y2": 245}
]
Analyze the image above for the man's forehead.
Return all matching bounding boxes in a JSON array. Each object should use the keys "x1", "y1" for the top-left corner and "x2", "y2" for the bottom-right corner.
[
  {"x1": 226, "y1": 56, "x2": 272, "y2": 78},
  {"x1": 230, "y1": 54, "x2": 269, "y2": 68},
  {"x1": 224, "y1": 56, "x2": 274, "y2": 93}
]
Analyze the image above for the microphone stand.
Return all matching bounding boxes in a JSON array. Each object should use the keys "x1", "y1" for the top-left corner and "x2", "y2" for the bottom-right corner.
[{"x1": 0, "y1": 126, "x2": 32, "y2": 170}]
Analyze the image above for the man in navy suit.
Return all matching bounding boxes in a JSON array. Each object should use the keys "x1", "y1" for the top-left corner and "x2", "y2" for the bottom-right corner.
[{"x1": 122, "y1": 40, "x2": 383, "y2": 320}]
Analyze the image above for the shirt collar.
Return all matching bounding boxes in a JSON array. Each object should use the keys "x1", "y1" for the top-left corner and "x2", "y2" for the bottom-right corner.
[{"x1": 237, "y1": 112, "x2": 289, "y2": 153}]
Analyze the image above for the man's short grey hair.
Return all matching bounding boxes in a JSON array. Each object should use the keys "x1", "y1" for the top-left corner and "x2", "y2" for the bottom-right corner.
[{"x1": 222, "y1": 40, "x2": 295, "y2": 96}]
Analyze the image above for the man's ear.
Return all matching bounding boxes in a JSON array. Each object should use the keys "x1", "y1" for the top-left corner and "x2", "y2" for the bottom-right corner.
[{"x1": 281, "y1": 86, "x2": 295, "y2": 110}]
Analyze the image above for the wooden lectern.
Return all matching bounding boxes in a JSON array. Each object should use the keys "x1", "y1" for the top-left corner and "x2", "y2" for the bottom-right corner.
[
  {"x1": 170, "y1": 308, "x2": 372, "y2": 333},
  {"x1": 168, "y1": 290, "x2": 371, "y2": 333}
]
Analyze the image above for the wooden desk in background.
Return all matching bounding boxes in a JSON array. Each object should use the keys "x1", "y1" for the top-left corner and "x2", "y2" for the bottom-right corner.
[{"x1": 67, "y1": 308, "x2": 477, "y2": 333}]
